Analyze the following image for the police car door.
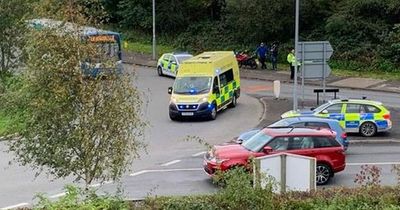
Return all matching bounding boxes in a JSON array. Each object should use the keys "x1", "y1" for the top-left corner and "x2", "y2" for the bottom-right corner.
[
  {"x1": 162, "y1": 54, "x2": 171, "y2": 72},
  {"x1": 169, "y1": 56, "x2": 178, "y2": 75},
  {"x1": 320, "y1": 103, "x2": 345, "y2": 128},
  {"x1": 343, "y1": 103, "x2": 363, "y2": 132}
]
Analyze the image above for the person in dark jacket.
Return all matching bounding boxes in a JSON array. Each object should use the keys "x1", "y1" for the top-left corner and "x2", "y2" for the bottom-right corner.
[
  {"x1": 270, "y1": 42, "x2": 278, "y2": 70},
  {"x1": 256, "y1": 42, "x2": 268, "y2": 69}
]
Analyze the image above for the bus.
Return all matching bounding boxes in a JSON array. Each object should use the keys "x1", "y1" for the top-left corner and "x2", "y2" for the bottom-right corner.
[{"x1": 27, "y1": 18, "x2": 123, "y2": 77}]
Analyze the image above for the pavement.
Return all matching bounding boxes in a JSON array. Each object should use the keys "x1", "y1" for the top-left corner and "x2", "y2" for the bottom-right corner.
[{"x1": 122, "y1": 51, "x2": 400, "y2": 94}]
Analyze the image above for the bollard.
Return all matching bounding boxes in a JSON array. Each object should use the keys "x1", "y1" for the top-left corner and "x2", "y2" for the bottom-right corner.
[{"x1": 273, "y1": 80, "x2": 281, "y2": 99}]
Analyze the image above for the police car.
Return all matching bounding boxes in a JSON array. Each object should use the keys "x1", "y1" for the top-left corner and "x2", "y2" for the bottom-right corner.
[
  {"x1": 157, "y1": 52, "x2": 193, "y2": 77},
  {"x1": 281, "y1": 99, "x2": 392, "y2": 137}
]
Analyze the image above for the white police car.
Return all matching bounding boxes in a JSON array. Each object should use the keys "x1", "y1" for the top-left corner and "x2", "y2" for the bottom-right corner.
[{"x1": 157, "y1": 52, "x2": 193, "y2": 77}]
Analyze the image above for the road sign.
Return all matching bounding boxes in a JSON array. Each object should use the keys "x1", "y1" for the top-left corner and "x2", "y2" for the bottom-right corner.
[
  {"x1": 298, "y1": 41, "x2": 333, "y2": 79},
  {"x1": 298, "y1": 41, "x2": 333, "y2": 61},
  {"x1": 300, "y1": 61, "x2": 331, "y2": 78},
  {"x1": 298, "y1": 41, "x2": 334, "y2": 107}
]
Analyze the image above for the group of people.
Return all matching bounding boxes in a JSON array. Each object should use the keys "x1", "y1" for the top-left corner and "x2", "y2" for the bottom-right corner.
[
  {"x1": 256, "y1": 42, "x2": 299, "y2": 80},
  {"x1": 255, "y1": 42, "x2": 279, "y2": 71}
]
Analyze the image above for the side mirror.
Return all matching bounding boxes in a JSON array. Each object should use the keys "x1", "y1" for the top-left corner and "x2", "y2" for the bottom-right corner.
[
  {"x1": 321, "y1": 110, "x2": 328, "y2": 114},
  {"x1": 310, "y1": 107, "x2": 315, "y2": 111},
  {"x1": 263, "y1": 146, "x2": 273, "y2": 154},
  {"x1": 168, "y1": 87, "x2": 173, "y2": 94}
]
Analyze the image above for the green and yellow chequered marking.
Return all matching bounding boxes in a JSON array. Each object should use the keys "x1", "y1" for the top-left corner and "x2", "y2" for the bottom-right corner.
[{"x1": 215, "y1": 81, "x2": 238, "y2": 106}]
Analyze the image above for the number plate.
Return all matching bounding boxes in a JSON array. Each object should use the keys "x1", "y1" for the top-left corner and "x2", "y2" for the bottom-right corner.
[{"x1": 181, "y1": 112, "x2": 194, "y2": 116}]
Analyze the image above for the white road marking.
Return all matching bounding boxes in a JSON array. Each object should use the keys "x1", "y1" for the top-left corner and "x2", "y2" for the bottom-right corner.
[
  {"x1": 129, "y1": 168, "x2": 203, "y2": 177},
  {"x1": 89, "y1": 180, "x2": 113, "y2": 188},
  {"x1": 49, "y1": 192, "x2": 66, "y2": 199},
  {"x1": 347, "y1": 162, "x2": 400, "y2": 166},
  {"x1": 145, "y1": 168, "x2": 202, "y2": 173},
  {"x1": 129, "y1": 170, "x2": 149, "y2": 176},
  {"x1": 192, "y1": 151, "x2": 206, "y2": 157},
  {"x1": 161, "y1": 159, "x2": 181, "y2": 166},
  {"x1": 1, "y1": 203, "x2": 29, "y2": 210}
]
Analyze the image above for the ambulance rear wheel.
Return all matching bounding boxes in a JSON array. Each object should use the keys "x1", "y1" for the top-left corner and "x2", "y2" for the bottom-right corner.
[
  {"x1": 360, "y1": 122, "x2": 377, "y2": 137},
  {"x1": 209, "y1": 105, "x2": 217, "y2": 120},
  {"x1": 157, "y1": 66, "x2": 163, "y2": 76},
  {"x1": 228, "y1": 94, "x2": 237, "y2": 108}
]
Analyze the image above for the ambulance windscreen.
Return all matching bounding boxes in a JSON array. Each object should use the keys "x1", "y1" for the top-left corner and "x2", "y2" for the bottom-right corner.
[{"x1": 173, "y1": 76, "x2": 212, "y2": 95}]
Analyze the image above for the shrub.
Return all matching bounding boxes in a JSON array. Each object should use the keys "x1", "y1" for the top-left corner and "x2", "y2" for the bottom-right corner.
[{"x1": 33, "y1": 185, "x2": 129, "y2": 210}]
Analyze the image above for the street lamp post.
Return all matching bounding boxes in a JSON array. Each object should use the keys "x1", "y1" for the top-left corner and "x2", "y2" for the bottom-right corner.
[
  {"x1": 152, "y1": 0, "x2": 156, "y2": 60},
  {"x1": 293, "y1": 0, "x2": 299, "y2": 111}
]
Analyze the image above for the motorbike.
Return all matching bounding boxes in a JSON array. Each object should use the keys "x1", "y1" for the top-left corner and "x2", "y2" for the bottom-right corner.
[{"x1": 235, "y1": 51, "x2": 258, "y2": 69}]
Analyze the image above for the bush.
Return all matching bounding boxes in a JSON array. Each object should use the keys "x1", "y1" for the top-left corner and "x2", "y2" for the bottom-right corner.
[{"x1": 33, "y1": 185, "x2": 129, "y2": 210}]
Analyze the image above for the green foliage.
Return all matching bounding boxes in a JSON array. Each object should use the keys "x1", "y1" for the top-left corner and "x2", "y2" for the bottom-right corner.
[
  {"x1": 5, "y1": 2, "x2": 147, "y2": 187},
  {"x1": 142, "y1": 167, "x2": 400, "y2": 210},
  {"x1": 224, "y1": 0, "x2": 293, "y2": 45},
  {"x1": 379, "y1": 24, "x2": 400, "y2": 65},
  {"x1": 0, "y1": 75, "x2": 27, "y2": 136},
  {"x1": 112, "y1": 0, "x2": 400, "y2": 73},
  {"x1": 174, "y1": 21, "x2": 235, "y2": 53},
  {"x1": 37, "y1": 0, "x2": 109, "y2": 24},
  {"x1": 117, "y1": 0, "x2": 152, "y2": 31},
  {"x1": 34, "y1": 185, "x2": 129, "y2": 210},
  {"x1": 0, "y1": 0, "x2": 33, "y2": 75},
  {"x1": 117, "y1": 0, "x2": 225, "y2": 33},
  {"x1": 125, "y1": 41, "x2": 175, "y2": 56},
  {"x1": 325, "y1": 0, "x2": 400, "y2": 72}
]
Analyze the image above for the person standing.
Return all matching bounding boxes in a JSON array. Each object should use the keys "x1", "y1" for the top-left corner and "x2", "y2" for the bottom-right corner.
[
  {"x1": 287, "y1": 48, "x2": 296, "y2": 80},
  {"x1": 270, "y1": 42, "x2": 278, "y2": 70},
  {"x1": 256, "y1": 42, "x2": 268, "y2": 69}
]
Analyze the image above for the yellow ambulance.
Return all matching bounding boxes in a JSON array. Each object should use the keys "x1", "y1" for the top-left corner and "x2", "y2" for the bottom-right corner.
[{"x1": 168, "y1": 51, "x2": 240, "y2": 120}]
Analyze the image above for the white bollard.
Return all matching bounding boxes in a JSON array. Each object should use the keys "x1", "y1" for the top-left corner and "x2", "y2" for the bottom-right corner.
[{"x1": 273, "y1": 80, "x2": 281, "y2": 99}]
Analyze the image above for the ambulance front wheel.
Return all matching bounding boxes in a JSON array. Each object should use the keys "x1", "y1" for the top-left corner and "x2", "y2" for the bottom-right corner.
[
  {"x1": 169, "y1": 112, "x2": 179, "y2": 121},
  {"x1": 209, "y1": 105, "x2": 217, "y2": 120}
]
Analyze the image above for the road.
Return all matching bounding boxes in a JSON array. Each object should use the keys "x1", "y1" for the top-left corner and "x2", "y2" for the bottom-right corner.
[{"x1": 0, "y1": 65, "x2": 399, "y2": 208}]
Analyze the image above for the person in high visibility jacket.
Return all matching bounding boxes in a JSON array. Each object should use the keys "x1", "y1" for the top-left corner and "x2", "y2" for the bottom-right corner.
[{"x1": 287, "y1": 48, "x2": 296, "y2": 80}]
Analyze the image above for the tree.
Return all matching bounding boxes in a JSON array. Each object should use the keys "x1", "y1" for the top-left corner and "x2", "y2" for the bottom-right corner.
[
  {"x1": 6, "y1": 0, "x2": 147, "y2": 188},
  {"x1": 224, "y1": 0, "x2": 294, "y2": 45},
  {"x1": 0, "y1": 0, "x2": 33, "y2": 76},
  {"x1": 116, "y1": 0, "x2": 225, "y2": 33},
  {"x1": 325, "y1": 0, "x2": 400, "y2": 62}
]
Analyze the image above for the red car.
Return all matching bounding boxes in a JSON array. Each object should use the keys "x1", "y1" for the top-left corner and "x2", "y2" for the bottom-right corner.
[{"x1": 203, "y1": 127, "x2": 346, "y2": 185}]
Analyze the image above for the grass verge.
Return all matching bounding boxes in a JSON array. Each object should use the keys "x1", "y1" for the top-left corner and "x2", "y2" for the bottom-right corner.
[
  {"x1": 0, "y1": 111, "x2": 25, "y2": 137},
  {"x1": 124, "y1": 41, "x2": 175, "y2": 57}
]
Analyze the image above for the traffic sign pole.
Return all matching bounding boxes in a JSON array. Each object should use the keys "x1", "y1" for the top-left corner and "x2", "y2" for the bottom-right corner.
[
  {"x1": 322, "y1": 42, "x2": 325, "y2": 102},
  {"x1": 293, "y1": 0, "x2": 299, "y2": 111},
  {"x1": 152, "y1": 0, "x2": 156, "y2": 60},
  {"x1": 301, "y1": 42, "x2": 305, "y2": 107}
]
